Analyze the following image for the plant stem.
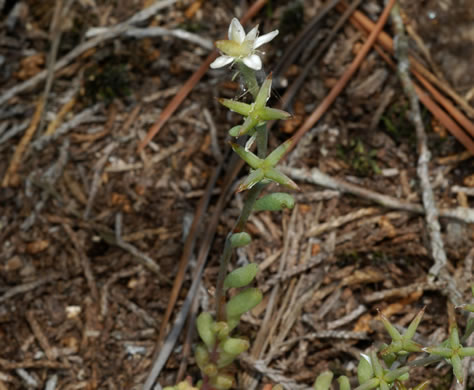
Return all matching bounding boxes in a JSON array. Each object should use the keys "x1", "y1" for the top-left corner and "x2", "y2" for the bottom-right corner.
[
  {"x1": 215, "y1": 237, "x2": 233, "y2": 321},
  {"x1": 214, "y1": 64, "x2": 269, "y2": 321},
  {"x1": 255, "y1": 123, "x2": 267, "y2": 158},
  {"x1": 237, "y1": 63, "x2": 259, "y2": 99}
]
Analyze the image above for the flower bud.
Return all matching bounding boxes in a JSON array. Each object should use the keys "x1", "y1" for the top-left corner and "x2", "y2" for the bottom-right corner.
[
  {"x1": 196, "y1": 312, "x2": 216, "y2": 348},
  {"x1": 226, "y1": 288, "x2": 263, "y2": 319},
  {"x1": 313, "y1": 370, "x2": 333, "y2": 390},
  {"x1": 224, "y1": 263, "x2": 258, "y2": 289},
  {"x1": 213, "y1": 321, "x2": 230, "y2": 340},
  {"x1": 203, "y1": 363, "x2": 218, "y2": 377},
  {"x1": 254, "y1": 193, "x2": 295, "y2": 211},
  {"x1": 230, "y1": 232, "x2": 252, "y2": 248}
]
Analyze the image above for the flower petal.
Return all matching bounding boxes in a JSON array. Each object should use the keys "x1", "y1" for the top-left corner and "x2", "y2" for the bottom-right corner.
[
  {"x1": 229, "y1": 18, "x2": 245, "y2": 43},
  {"x1": 254, "y1": 29, "x2": 279, "y2": 49},
  {"x1": 210, "y1": 55, "x2": 234, "y2": 69},
  {"x1": 242, "y1": 54, "x2": 262, "y2": 70},
  {"x1": 245, "y1": 25, "x2": 259, "y2": 42}
]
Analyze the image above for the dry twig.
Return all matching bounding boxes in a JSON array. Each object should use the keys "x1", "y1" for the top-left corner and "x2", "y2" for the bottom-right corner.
[
  {"x1": 1, "y1": 98, "x2": 44, "y2": 187},
  {"x1": 0, "y1": 0, "x2": 178, "y2": 106},
  {"x1": 391, "y1": 5, "x2": 448, "y2": 280},
  {"x1": 281, "y1": 166, "x2": 474, "y2": 224},
  {"x1": 285, "y1": 0, "x2": 397, "y2": 156}
]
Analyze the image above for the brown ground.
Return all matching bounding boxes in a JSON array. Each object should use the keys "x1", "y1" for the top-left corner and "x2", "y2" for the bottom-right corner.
[{"x1": 0, "y1": 1, "x2": 473, "y2": 389}]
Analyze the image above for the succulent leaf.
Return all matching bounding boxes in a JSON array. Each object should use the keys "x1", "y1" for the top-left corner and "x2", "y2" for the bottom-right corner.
[
  {"x1": 254, "y1": 193, "x2": 295, "y2": 211},
  {"x1": 314, "y1": 370, "x2": 334, "y2": 390},
  {"x1": 224, "y1": 263, "x2": 258, "y2": 289},
  {"x1": 226, "y1": 288, "x2": 263, "y2": 318},
  {"x1": 196, "y1": 312, "x2": 215, "y2": 348},
  {"x1": 229, "y1": 232, "x2": 252, "y2": 249}
]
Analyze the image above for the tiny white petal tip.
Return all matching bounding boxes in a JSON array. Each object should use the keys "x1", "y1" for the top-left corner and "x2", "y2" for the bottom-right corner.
[
  {"x1": 229, "y1": 18, "x2": 245, "y2": 43},
  {"x1": 243, "y1": 54, "x2": 262, "y2": 70},
  {"x1": 254, "y1": 30, "x2": 279, "y2": 49},
  {"x1": 210, "y1": 55, "x2": 234, "y2": 69}
]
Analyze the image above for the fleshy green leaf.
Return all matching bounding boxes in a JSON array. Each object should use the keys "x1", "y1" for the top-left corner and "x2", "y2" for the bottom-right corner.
[
  {"x1": 260, "y1": 107, "x2": 291, "y2": 121},
  {"x1": 379, "y1": 312, "x2": 402, "y2": 341},
  {"x1": 337, "y1": 376, "x2": 351, "y2": 390},
  {"x1": 405, "y1": 308, "x2": 424, "y2": 340},
  {"x1": 226, "y1": 288, "x2": 263, "y2": 318},
  {"x1": 314, "y1": 371, "x2": 334, "y2": 390},
  {"x1": 254, "y1": 193, "x2": 295, "y2": 211},
  {"x1": 264, "y1": 167, "x2": 299, "y2": 190},
  {"x1": 196, "y1": 312, "x2": 215, "y2": 348},
  {"x1": 230, "y1": 143, "x2": 262, "y2": 169},
  {"x1": 354, "y1": 378, "x2": 379, "y2": 390},
  {"x1": 358, "y1": 354, "x2": 374, "y2": 385},
  {"x1": 195, "y1": 343, "x2": 210, "y2": 370},
  {"x1": 237, "y1": 168, "x2": 265, "y2": 192},
  {"x1": 218, "y1": 98, "x2": 252, "y2": 116},
  {"x1": 216, "y1": 350, "x2": 236, "y2": 368},
  {"x1": 424, "y1": 346, "x2": 452, "y2": 358},
  {"x1": 209, "y1": 373, "x2": 234, "y2": 390},
  {"x1": 383, "y1": 367, "x2": 409, "y2": 382},
  {"x1": 254, "y1": 75, "x2": 272, "y2": 109},
  {"x1": 370, "y1": 350, "x2": 383, "y2": 378},
  {"x1": 450, "y1": 326, "x2": 460, "y2": 349},
  {"x1": 263, "y1": 138, "x2": 293, "y2": 167},
  {"x1": 221, "y1": 337, "x2": 250, "y2": 355},
  {"x1": 459, "y1": 347, "x2": 474, "y2": 357},
  {"x1": 229, "y1": 232, "x2": 252, "y2": 248},
  {"x1": 238, "y1": 116, "x2": 259, "y2": 136},
  {"x1": 224, "y1": 263, "x2": 258, "y2": 289},
  {"x1": 229, "y1": 125, "x2": 243, "y2": 137},
  {"x1": 451, "y1": 354, "x2": 463, "y2": 384}
]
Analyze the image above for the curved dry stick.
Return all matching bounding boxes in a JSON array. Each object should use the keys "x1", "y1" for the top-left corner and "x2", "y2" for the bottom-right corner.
[
  {"x1": 337, "y1": 1, "x2": 474, "y2": 120},
  {"x1": 285, "y1": 0, "x2": 397, "y2": 157},
  {"x1": 348, "y1": 17, "x2": 474, "y2": 154},
  {"x1": 137, "y1": 0, "x2": 270, "y2": 152}
]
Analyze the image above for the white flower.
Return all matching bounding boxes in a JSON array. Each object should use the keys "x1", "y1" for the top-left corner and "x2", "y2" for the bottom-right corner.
[{"x1": 210, "y1": 18, "x2": 278, "y2": 71}]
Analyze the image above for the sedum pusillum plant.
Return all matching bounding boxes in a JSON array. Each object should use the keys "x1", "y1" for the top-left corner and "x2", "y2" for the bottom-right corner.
[
  {"x1": 164, "y1": 18, "x2": 296, "y2": 390},
  {"x1": 165, "y1": 17, "x2": 474, "y2": 390}
]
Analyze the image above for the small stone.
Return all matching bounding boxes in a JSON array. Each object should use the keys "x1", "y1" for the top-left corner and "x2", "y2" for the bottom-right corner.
[
  {"x1": 5, "y1": 255, "x2": 22, "y2": 271},
  {"x1": 26, "y1": 239, "x2": 49, "y2": 254}
]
